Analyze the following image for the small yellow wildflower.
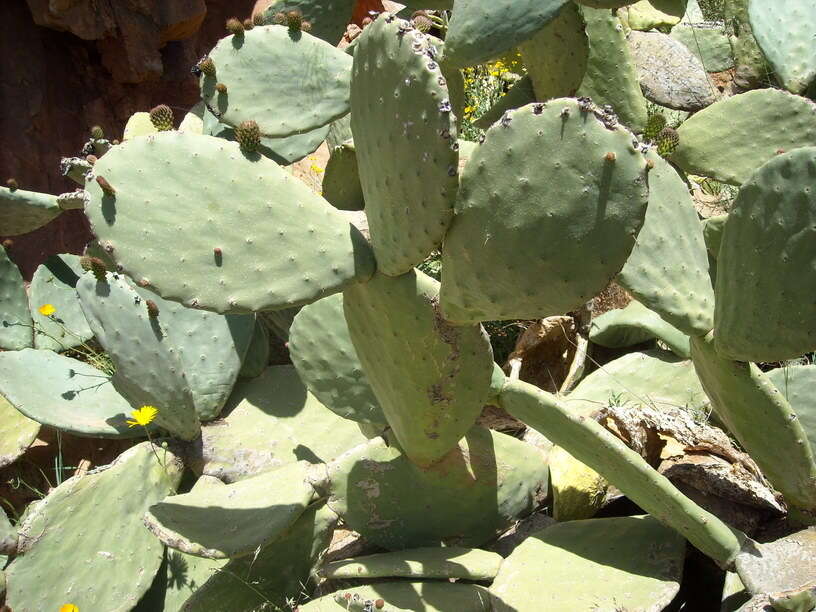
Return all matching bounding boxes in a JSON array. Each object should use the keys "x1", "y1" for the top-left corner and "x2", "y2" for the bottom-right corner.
[
  {"x1": 60, "y1": 605, "x2": 79, "y2": 612},
  {"x1": 310, "y1": 165, "x2": 324, "y2": 174},
  {"x1": 126, "y1": 405, "x2": 158, "y2": 428},
  {"x1": 38, "y1": 303, "x2": 56, "y2": 316}
]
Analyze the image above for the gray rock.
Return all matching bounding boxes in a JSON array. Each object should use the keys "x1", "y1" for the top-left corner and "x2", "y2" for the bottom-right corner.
[{"x1": 628, "y1": 30, "x2": 718, "y2": 111}]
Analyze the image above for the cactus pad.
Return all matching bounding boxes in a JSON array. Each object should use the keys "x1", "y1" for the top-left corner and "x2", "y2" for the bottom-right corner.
[
  {"x1": 0, "y1": 245, "x2": 32, "y2": 350},
  {"x1": 320, "y1": 547, "x2": 503, "y2": 581},
  {"x1": 261, "y1": 0, "x2": 355, "y2": 44},
  {"x1": 289, "y1": 293, "x2": 385, "y2": 424},
  {"x1": 321, "y1": 427, "x2": 549, "y2": 549},
  {"x1": 5, "y1": 442, "x2": 183, "y2": 612},
  {"x1": 144, "y1": 461, "x2": 314, "y2": 559},
  {"x1": 443, "y1": 0, "x2": 570, "y2": 68},
  {"x1": 714, "y1": 147, "x2": 816, "y2": 362},
  {"x1": 748, "y1": 0, "x2": 816, "y2": 94},
  {"x1": 29, "y1": 254, "x2": 94, "y2": 352},
  {"x1": 84, "y1": 131, "x2": 374, "y2": 314},
  {"x1": 671, "y1": 89, "x2": 816, "y2": 185},
  {"x1": 192, "y1": 365, "x2": 369, "y2": 482},
  {"x1": 343, "y1": 270, "x2": 494, "y2": 466},
  {"x1": 0, "y1": 395, "x2": 39, "y2": 468},
  {"x1": 322, "y1": 140, "x2": 364, "y2": 211},
  {"x1": 589, "y1": 301, "x2": 691, "y2": 358},
  {"x1": 520, "y1": 3, "x2": 588, "y2": 102},
  {"x1": 691, "y1": 332, "x2": 816, "y2": 512},
  {"x1": 0, "y1": 348, "x2": 147, "y2": 438},
  {"x1": 441, "y1": 99, "x2": 649, "y2": 323},
  {"x1": 473, "y1": 75, "x2": 536, "y2": 130},
  {"x1": 238, "y1": 318, "x2": 269, "y2": 379},
  {"x1": 123, "y1": 111, "x2": 159, "y2": 140},
  {"x1": 0, "y1": 186, "x2": 64, "y2": 237},
  {"x1": 300, "y1": 582, "x2": 492, "y2": 611},
  {"x1": 181, "y1": 502, "x2": 337, "y2": 610},
  {"x1": 489, "y1": 516, "x2": 685, "y2": 611},
  {"x1": 202, "y1": 25, "x2": 352, "y2": 138},
  {"x1": 351, "y1": 15, "x2": 459, "y2": 275},
  {"x1": 767, "y1": 365, "x2": 816, "y2": 454},
  {"x1": 76, "y1": 273, "x2": 200, "y2": 441},
  {"x1": 577, "y1": 7, "x2": 649, "y2": 133},
  {"x1": 616, "y1": 151, "x2": 715, "y2": 337}
]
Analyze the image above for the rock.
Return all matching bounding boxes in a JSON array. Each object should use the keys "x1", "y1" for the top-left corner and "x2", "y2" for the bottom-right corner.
[
  {"x1": 628, "y1": 30, "x2": 718, "y2": 111},
  {"x1": 671, "y1": 24, "x2": 735, "y2": 72}
]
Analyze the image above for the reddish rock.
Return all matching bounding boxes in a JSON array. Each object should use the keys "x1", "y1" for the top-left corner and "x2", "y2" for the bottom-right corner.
[{"x1": 0, "y1": 0, "x2": 254, "y2": 278}]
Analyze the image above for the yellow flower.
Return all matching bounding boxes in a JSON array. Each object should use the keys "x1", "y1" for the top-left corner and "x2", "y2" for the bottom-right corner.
[
  {"x1": 310, "y1": 165, "x2": 323, "y2": 174},
  {"x1": 38, "y1": 303, "x2": 56, "y2": 316},
  {"x1": 60, "y1": 605, "x2": 79, "y2": 612},
  {"x1": 126, "y1": 405, "x2": 158, "y2": 428}
]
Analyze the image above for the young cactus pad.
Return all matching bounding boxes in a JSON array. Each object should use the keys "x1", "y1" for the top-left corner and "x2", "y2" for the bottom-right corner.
[{"x1": 83, "y1": 131, "x2": 375, "y2": 313}]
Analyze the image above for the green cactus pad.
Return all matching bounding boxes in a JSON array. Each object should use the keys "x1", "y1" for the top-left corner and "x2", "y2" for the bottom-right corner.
[
  {"x1": 180, "y1": 502, "x2": 337, "y2": 610},
  {"x1": 261, "y1": 0, "x2": 356, "y2": 44},
  {"x1": 441, "y1": 99, "x2": 649, "y2": 324},
  {"x1": 519, "y1": 3, "x2": 588, "y2": 102},
  {"x1": 691, "y1": 332, "x2": 816, "y2": 512},
  {"x1": 29, "y1": 254, "x2": 94, "y2": 352},
  {"x1": 0, "y1": 348, "x2": 145, "y2": 438},
  {"x1": 84, "y1": 131, "x2": 375, "y2": 314},
  {"x1": 627, "y1": 0, "x2": 683, "y2": 31},
  {"x1": 473, "y1": 75, "x2": 536, "y2": 130},
  {"x1": 0, "y1": 186, "x2": 63, "y2": 236},
  {"x1": 202, "y1": 26, "x2": 352, "y2": 138},
  {"x1": 714, "y1": 148, "x2": 816, "y2": 362},
  {"x1": 289, "y1": 293, "x2": 385, "y2": 424},
  {"x1": 136, "y1": 288, "x2": 255, "y2": 422},
  {"x1": 566, "y1": 349, "x2": 707, "y2": 417},
  {"x1": 123, "y1": 111, "x2": 159, "y2": 140},
  {"x1": 589, "y1": 301, "x2": 691, "y2": 358},
  {"x1": 617, "y1": 151, "x2": 715, "y2": 337},
  {"x1": 0, "y1": 395, "x2": 39, "y2": 468},
  {"x1": 321, "y1": 547, "x2": 502, "y2": 581},
  {"x1": 498, "y1": 379, "x2": 744, "y2": 566},
  {"x1": 321, "y1": 427, "x2": 548, "y2": 550},
  {"x1": 577, "y1": 7, "x2": 649, "y2": 133},
  {"x1": 344, "y1": 270, "x2": 494, "y2": 466},
  {"x1": 671, "y1": 89, "x2": 816, "y2": 185},
  {"x1": 5, "y1": 442, "x2": 183, "y2": 612},
  {"x1": 351, "y1": 15, "x2": 458, "y2": 276},
  {"x1": 299, "y1": 582, "x2": 492, "y2": 612},
  {"x1": 767, "y1": 365, "x2": 816, "y2": 454},
  {"x1": 76, "y1": 273, "x2": 200, "y2": 441},
  {"x1": 138, "y1": 548, "x2": 224, "y2": 612},
  {"x1": 748, "y1": 0, "x2": 816, "y2": 94},
  {"x1": 0, "y1": 245, "x2": 32, "y2": 350},
  {"x1": 489, "y1": 516, "x2": 685, "y2": 611},
  {"x1": 238, "y1": 318, "x2": 269, "y2": 379},
  {"x1": 443, "y1": 0, "x2": 570, "y2": 68},
  {"x1": 206, "y1": 112, "x2": 330, "y2": 165},
  {"x1": 144, "y1": 461, "x2": 314, "y2": 559},
  {"x1": 714, "y1": 147, "x2": 816, "y2": 362},
  {"x1": 702, "y1": 213, "x2": 727, "y2": 257},
  {"x1": 192, "y1": 365, "x2": 369, "y2": 482},
  {"x1": 322, "y1": 140, "x2": 364, "y2": 211},
  {"x1": 671, "y1": 25, "x2": 735, "y2": 72}
]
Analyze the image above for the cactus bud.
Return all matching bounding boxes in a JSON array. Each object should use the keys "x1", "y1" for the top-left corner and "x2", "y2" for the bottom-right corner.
[
  {"x1": 90, "y1": 125, "x2": 104, "y2": 140},
  {"x1": 6, "y1": 178, "x2": 18, "y2": 191},
  {"x1": 656, "y1": 127, "x2": 679, "y2": 158},
  {"x1": 252, "y1": 12, "x2": 265, "y2": 26},
  {"x1": 146, "y1": 299, "x2": 159, "y2": 318},
  {"x1": 412, "y1": 11, "x2": 432, "y2": 32},
  {"x1": 198, "y1": 57, "x2": 216, "y2": 77},
  {"x1": 301, "y1": 20, "x2": 312, "y2": 32},
  {"x1": 226, "y1": 17, "x2": 244, "y2": 35},
  {"x1": 375, "y1": 600, "x2": 385, "y2": 609},
  {"x1": 149, "y1": 104, "x2": 174, "y2": 131},
  {"x1": 2, "y1": 239, "x2": 13, "y2": 250},
  {"x1": 86, "y1": 154, "x2": 97, "y2": 165},
  {"x1": 243, "y1": 18, "x2": 254, "y2": 30},
  {"x1": 277, "y1": 9, "x2": 309, "y2": 31},
  {"x1": 215, "y1": 83, "x2": 228, "y2": 94},
  {"x1": 235, "y1": 120, "x2": 261, "y2": 152},
  {"x1": 80, "y1": 255, "x2": 108, "y2": 282},
  {"x1": 273, "y1": 11, "x2": 286, "y2": 25},
  {"x1": 604, "y1": 151, "x2": 616, "y2": 162},
  {"x1": 96, "y1": 175, "x2": 116, "y2": 196},
  {"x1": 112, "y1": 139, "x2": 120, "y2": 145},
  {"x1": 644, "y1": 113, "x2": 666, "y2": 143},
  {"x1": 362, "y1": 16, "x2": 372, "y2": 27}
]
